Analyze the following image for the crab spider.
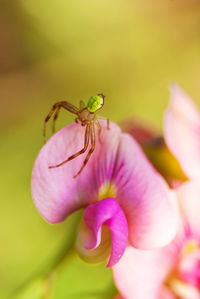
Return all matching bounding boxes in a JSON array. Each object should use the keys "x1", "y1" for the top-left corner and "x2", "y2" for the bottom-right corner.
[{"x1": 43, "y1": 94, "x2": 110, "y2": 178}]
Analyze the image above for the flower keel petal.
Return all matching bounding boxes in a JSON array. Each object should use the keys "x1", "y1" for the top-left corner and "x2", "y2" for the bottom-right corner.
[{"x1": 77, "y1": 198, "x2": 128, "y2": 267}]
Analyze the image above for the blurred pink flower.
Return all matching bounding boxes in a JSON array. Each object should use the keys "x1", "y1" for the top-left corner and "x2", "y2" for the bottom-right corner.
[
  {"x1": 164, "y1": 85, "x2": 200, "y2": 180},
  {"x1": 122, "y1": 119, "x2": 187, "y2": 186},
  {"x1": 31, "y1": 121, "x2": 176, "y2": 267},
  {"x1": 113, "y1": 180, "x2": 200, "y2": 299},
  {"x1": 121, "y1": 119, "x2": 157, "y2": 146}
]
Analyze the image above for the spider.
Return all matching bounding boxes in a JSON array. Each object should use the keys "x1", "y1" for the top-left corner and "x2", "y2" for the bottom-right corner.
[{"x1": 43, "y1": 94, "x2": 110, "y2": 178}]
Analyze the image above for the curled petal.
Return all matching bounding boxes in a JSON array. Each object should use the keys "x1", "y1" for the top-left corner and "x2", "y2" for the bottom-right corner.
[
  {"x1": 164, "y1": 85, "x2": 200, "y2": 179},
  {"x1": 76, "y1": 198, "x2": 128, "y2": 267}
]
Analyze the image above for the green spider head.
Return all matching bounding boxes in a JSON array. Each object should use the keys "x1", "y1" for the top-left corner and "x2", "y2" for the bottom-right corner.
[{"x1": 86, "y1": 94, "x2": 105, "y2": 112}]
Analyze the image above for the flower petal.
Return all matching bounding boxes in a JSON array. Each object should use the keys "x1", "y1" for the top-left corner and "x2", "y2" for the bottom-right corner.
[
  {"x1": 164, "y1": 85, "x2": 200, "y2": 179},
  {"x1": 115, "y1": 133, "x2": 178, "y2": 248},
  {"x1": 76, "y1": 198, "x2": 128, "y2": 267},
  {"x1": 176, "y1": 180, "x2": 200, "y2": 238},
  {"x1": 113, "y1": 246, "x2": 177, "y2": 299},
  {"x1": 31, "y1": 121, "x2": 121, "y2": 223}
]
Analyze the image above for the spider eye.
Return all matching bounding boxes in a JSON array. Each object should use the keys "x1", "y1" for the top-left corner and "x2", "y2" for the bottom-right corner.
[{"x1": 87, "y1": 94, "x2": 105, "y2": 112}]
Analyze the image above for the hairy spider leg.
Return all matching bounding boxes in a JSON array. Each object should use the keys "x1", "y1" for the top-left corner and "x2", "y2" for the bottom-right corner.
[
  {"x1": 95, "y1": 120, "x2": 102, "y2": 144},
  {"x1": 43, "y1": 101, "x2": 78, "y2": 143},
  {"x1": 43, "y1": 107, "x2": 56, "y2": 143},
  {"x1": 74, "y1": 123, "x2": 95, "y2": 178},
  {"x1": 52, "y1": 107, "x2": 60, "y2": 134},
  {"x1": 107, "y1": 118, "x2": 110, "y2": 130},
  {"x1": 49, "y1": 124, "x2": 90, "y2": 169},
  {"x1": 96, "y1": 115, "x2": 110, "y2": 130}
]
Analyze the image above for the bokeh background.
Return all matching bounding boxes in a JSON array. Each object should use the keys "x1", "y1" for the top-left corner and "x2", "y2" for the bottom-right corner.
[{"x1": 1, "y1": 0, "x2": 200, "y2": 298}]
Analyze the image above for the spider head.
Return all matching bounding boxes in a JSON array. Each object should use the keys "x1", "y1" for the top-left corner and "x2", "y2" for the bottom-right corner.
[{"x1": 86, "y1": 94, "x2": 105, "y2": 112}]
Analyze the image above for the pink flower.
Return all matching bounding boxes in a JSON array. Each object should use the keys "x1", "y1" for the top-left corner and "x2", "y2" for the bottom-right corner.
[
  {"x1": 31, "y1": 121, "x2": 176, "y2": 267},
  {"x1": 164, "y1": 85, "x2": 200, "y2": 180},
  {"x1": 113, "y1": 180, "x2": 200, "y2": 298}
]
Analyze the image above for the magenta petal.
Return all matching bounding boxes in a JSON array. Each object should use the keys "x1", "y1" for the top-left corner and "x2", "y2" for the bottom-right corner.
[
  {"x1": 81, "y1": 198, "x2": 128, "y2": 267},
  {"x1": 164, "y1": 85, "x2": 200, "y2": 179}
]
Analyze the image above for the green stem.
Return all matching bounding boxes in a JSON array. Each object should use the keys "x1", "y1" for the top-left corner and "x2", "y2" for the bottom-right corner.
[{"x1": 9, "y1": 212, "x2": 81, "y2": 298}]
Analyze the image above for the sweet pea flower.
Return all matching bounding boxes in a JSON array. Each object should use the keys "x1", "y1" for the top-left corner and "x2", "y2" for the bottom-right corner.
[
  {"x1": 113, "y1": 180, "x2": 200, "y2": 299},
  {"x1": 31, "y1": 121, "x2": 177, "y2": 267},
  {"x1": 164, "y1": 85, "x2": 200, "y2": 180}
]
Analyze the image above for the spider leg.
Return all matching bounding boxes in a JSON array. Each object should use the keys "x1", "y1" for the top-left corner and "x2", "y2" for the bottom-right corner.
[
  {"x1": 43, "y1": 106, "x2": 57, "y2": 143},
  {"x1": 95, "y1": 120, "x2": 102, "y2": 144},
  {"x1": 43, "y1": 101, "x2": 79, "y2": 143},
  {"x1": 52, "y1": 107, "x2": 60, "y2": 134},
  {"x1": 96, "y1": 115, "x2": 110, "y2": 130},
  {"x1": 107, "y1": 118, "x2": 110, "y2": 130},
  {"x1": 74, "y1": 123, "x2": 95, "y2": 178},
  {"x1": 49, "y1": 124, "x2": 90, "y2": 169}
]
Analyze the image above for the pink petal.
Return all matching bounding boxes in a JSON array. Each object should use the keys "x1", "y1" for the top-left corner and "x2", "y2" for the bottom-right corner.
[
  {"x1": 31, "y1": 121, "x2": 121, "y2": 223},
  {"x1": 176, "y1": 180, "x2": 200, "y2": 238},
  {"x1": 113, "y1": 246, "x2": 177, "y2": 299},
  {"x1": 77, "y1": 198, "x2": 128, "y2": 267},
  {"x1": 115, "y1": 134, "x2": 178, "y2": 248},
  {"x1": 164, "y1": 85, "x2": 200, "y2": 179},
  {"x1": 178, "y1": 249, "x2": 200, "y2": 287},
  {"x1": 113, "y1": 180, "x2": 200, "y2": 299}
]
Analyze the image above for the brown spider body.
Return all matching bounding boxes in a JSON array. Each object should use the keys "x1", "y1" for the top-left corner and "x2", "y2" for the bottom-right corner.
[
  {"x1": 77, "y1": 108, "x2": 96, "y2": 126},
  {"x1": 43, "y1": 94, "x2": 109, "y2": 178}
]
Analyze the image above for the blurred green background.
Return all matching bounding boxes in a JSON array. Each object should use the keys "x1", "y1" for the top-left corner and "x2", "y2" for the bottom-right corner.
[{"x1": 1, "y1": 0, "x2": 200, "y2": 298}]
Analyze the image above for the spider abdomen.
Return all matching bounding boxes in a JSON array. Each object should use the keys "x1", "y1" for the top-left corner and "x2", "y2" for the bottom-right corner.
[{"x1": 86, "y1": 94, "x2": 104, "y2": 112}]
